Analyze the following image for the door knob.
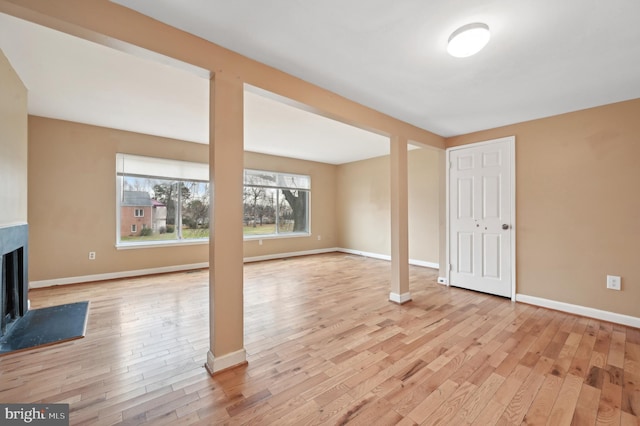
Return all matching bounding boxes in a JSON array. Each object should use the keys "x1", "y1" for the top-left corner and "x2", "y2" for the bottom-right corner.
[{"x1": 502, "y1": 224, "x2": 509, "y2": 230}]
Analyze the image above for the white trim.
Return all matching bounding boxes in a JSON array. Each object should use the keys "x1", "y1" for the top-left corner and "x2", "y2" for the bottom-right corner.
[
  {"x1": 445, "y1": 146, "x2": 450, "y2": 288},
  {"x1": 29, "y1": 262, "x2": 209, "y2": 288},
  {"x1": 338, "y1": 248, "x2": 390, "y2": 261},
  {"x1": 116, "y1": 238, "x2": 208, "y2": 250},
  {"x1": 408, "y1": 259, "x2": 440, "y2": 269},
  {"x1": 509, "y1": 138, "x2": 517, "y2": 301},
  {"x1": 336, "y1": 248, "x2": 439, "y2": 269},
  {"x1": 243, "y1": 232, "x2": 310, "y2": 242},
  {"x1": 516, "y1": 294, "x2": 640, "y2": 329},
  {"x1": 389, "y1": 292, "x2": 412, "y2": 304},
  {"x1": 243, "y1": 247, "x2": 339, "y2": 263},
  {"x1": 30, "y1": 249, "x2": 438, "y2": 288},
  {"x1": 29, "y1": 249, "x2": 340, "y2": 288},
  {"x1": 205, "y1": 349, "x2": 247, "y2": 375},
  {"x1": 446, "y1": 136, "x2": 516, "y2": 300}
]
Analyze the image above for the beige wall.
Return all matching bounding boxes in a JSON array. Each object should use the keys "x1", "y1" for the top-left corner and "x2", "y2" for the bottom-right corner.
[
  {"x1": 0, "y1": 49, "x2": 27, "y2": 226},
  {"x1": 243, "y1": 151, "x2": 338, "y2": 258},
  {"x1": 447, "y1": 98, "x2": 640, "y2": 318},
  {"x1": 28, "y1": 116, "x2": 210, "y2": 282},
  {"x1": 28, "y1": 116, "x2": 342, "y2": 282},
  {"x1": 337, "y1": 155, "x2": 390, "y2": 254},
  {"x1": 408, "y1": 148, "x2": 440, "y2": 264},
  {"x1": 336, "y1": 148, "x2": 440, "y2": 265}
]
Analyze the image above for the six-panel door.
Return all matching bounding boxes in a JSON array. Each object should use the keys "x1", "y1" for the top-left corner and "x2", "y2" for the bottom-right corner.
[{"x1": 449, "y1": 138, "x2": 513, "y2": 298}]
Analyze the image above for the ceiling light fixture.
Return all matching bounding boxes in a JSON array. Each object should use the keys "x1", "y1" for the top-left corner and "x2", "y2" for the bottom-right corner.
[{"x1": 447, "y1": 23, "x2": 490, "y2": 58}]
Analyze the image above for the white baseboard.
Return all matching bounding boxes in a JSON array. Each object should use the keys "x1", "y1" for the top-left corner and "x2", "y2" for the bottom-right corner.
[
  {"x1": 516, "y1": 294, "x2": 640, "y2": 329},
  {"x1": 29, "y1": 248, "x2": 437, "y2": 288},
  {"x1": 337, "y1": 248, "x2": 439, "y2": 269},
  {"x1": 30, "y1": 249, "x2": 338, "y2": 288},
  {"x1": 29, "y1": 262, "x2": 209, "y2": 288},
  {"x1": 389, "y1": 292, "x2": 412, "y2": 304},
  {"x1": 409, "y1": 259, "x2": 440, "y2": 269},
  {"x1": 205, "y1": 348, "x2": 247, "y2": 375},
  {"x1": 29, "y1": 248, "x2": 339, "y2": 288},
  {"x1": 338, "y1": 248, "x2": 390, "y2": 261},
  {"x1": 243, "y1": 247, "x2": 339, "y2": 263}
]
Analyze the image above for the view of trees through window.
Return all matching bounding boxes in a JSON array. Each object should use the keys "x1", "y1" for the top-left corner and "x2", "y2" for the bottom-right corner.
[
  {"x1": 119, "y1": 176, "x2": 210, "y2": 243},
  {"x1": 243, "y1": 169, "x2": 310, "y2": 237},
  {"x1": 117, "y1": 155, "x2": 310, "y2": 245}
]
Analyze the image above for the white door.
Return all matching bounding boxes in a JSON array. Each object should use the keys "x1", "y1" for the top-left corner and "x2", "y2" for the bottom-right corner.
[{"x1": 448, "y1": 137, "x2": 515, "y2": 298}]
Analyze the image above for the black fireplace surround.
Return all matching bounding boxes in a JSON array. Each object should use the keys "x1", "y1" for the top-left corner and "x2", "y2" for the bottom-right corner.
[{"x1": 0, "y1": 224, "x2": 28, "y2": 338}]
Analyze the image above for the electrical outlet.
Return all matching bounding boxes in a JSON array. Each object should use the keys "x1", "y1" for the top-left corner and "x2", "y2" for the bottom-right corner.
[
  {"x1": 258, "y1": 239, "x2": 263, "y2": 246},
  {"x1": 88, "y1": 251, "x2": 96, "y2": 260},
  {"x1": 606, "y1": 275, "x2": 621, "y2": 290},
  {"x1": 317, "y1": 235, "x2": 322, "y2": 241},
  {"x1": 437, "y1": 277, "x2": 448, "y2": 285}
]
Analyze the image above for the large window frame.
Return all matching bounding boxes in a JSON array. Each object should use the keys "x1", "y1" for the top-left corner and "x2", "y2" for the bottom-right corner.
[
  {"x1": 243, "y1": 169, "x2": 311, "y2": 239},
  {"x1": 116, "y1": 156, "x2": 311, "y2": 246},
  {"x1": 116, "y1": 153, "x2": 210, "y2": 248}
]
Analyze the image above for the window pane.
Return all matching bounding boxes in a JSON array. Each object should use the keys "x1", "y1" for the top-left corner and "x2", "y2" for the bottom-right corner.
[
  {"x1": 120, "y1": 177, "x2": 172, "y2": 242},
  {"x1": 242, "y1": 169, "x2": 310, "y2": 238},
  {"x1": 243, "y1": 187, "x2": 277, "y2": 236},
  {"x1": 119, "y1": 175, "x2": 209, "y2": 243},
  {"x1": 278, "y1": 189, "x2": 308, "y2": 234},
  {"x1": 180, "y1": 181, "x2": 210, "y2": 239}
]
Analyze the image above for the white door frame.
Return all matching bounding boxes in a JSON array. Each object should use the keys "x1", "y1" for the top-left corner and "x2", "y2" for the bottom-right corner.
[{"x1": 445, "y1": 136, "x2": 516, "y2": 301}]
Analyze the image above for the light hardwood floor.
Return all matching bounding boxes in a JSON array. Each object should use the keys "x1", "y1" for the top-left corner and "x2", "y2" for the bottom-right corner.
[{"x1": 1, "y1": 253, "x2": 638, "y2": 425}]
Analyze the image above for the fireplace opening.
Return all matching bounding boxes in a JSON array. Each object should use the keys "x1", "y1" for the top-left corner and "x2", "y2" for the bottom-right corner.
[
  {"x1": 2, "y1": 247, "x2": 25, "y2": 335},
  {"x1": 0, "y1": 224, "x2": 29, "y2": 338}
]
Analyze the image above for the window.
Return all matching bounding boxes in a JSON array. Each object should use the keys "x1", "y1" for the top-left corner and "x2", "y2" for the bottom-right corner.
[
  {"x1": 116, "y1": 154, "x2": 210, "y2": 246},
  {"x1": 243, "y1": 169, "x2": 310, "y2": 237}
]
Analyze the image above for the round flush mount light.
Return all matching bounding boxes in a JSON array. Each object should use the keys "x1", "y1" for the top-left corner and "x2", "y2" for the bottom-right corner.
[{"x1": 447, "y1": 22, "x2": 490, "y2": 58}]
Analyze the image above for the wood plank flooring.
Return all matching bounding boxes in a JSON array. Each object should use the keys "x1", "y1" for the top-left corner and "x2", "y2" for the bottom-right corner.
[{"x1": 1, "y1": 253, "x2": 638, "y2": 425}]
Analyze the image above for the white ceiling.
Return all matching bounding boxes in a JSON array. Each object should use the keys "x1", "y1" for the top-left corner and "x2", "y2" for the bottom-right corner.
[
  {"x1": 0, "y1": 13, "x2": 209, "y2": 143},
  {"x1": 3, "y1": 0, "x2": 640, "y2": 163},
  {"x1": 244, "y1": 88, "x2": 392, "y2": 164},
  {"x1": 111, "y1": 0, "x2": 640, "y2": 136},
  {"x1": 0, "y1": 12, "x2": 391, "y2": 165}
]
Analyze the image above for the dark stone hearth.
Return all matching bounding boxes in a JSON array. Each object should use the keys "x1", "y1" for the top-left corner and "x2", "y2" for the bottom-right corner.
[{"x1": 0, "y1": 301, "x2": 89, "y2": 355}]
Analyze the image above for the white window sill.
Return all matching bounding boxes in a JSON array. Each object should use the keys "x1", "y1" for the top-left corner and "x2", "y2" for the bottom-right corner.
[
  {"x1": 116, "y1": 238, "x2": 208, "y2": 250},
  {"x1": 243, "y1": 232, "x2": 310, "y2": 242},
  {"x1": 116, "y1": 233, "x2": 311, "y2": 248}
]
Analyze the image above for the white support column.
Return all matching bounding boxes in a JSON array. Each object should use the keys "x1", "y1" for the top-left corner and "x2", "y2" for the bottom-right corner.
[
  {"x1": 205, "y1": 72, "x2": 246, "y2": 375},
  {"x1": 389, "y1": 135, "x2": 411, "y2": 304}
]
